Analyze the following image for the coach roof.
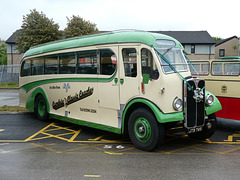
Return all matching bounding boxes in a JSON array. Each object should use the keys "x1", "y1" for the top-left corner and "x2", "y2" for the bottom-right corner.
[{"x1": 23, "y1": 30, "x2": 183, "y2": 58}]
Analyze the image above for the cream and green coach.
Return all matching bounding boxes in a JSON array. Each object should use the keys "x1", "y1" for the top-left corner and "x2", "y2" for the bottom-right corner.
[{"x1": 19, "y1": 30, "x2": 222, "y2": 151}]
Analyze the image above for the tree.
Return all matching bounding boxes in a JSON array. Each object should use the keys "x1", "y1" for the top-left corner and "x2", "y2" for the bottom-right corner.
[
  {"x1": 212, "y1": 37, "x2": 223, "y2": 42},
  {"x1": 16, "y1": 9, "x2": 62, "y2": 53},
  {"x1": 0, "y1": 39, "x2": 7, "y2": 65},
  {"x1": 64, "y1": 15, "x2": 99, "y2": 38}
]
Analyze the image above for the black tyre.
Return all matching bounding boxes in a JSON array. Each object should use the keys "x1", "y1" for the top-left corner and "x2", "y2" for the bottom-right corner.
[
  {"x1": 128, "y1": 108, "x2": 165, "y2": 151},
  {"x1": 188, "y1": 113, "x2": 217, "y2": 140},
  {"x1": 35, "y1": 94, "x2": 49, "y2": 121}
]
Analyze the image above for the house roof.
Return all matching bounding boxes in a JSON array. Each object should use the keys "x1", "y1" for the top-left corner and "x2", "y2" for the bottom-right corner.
[
  {"x1": 6, "y1": 30, "x2": 21, "y2": 44},
  {"x1": 215, "y1": 36, "x2": 239, "y2": 47},
  {"x1": 151, "y1": 31, "x2": 215, "y2": 44},
  {"x1": 6, "y1": 30, "x2": 216, "y2": 45}
]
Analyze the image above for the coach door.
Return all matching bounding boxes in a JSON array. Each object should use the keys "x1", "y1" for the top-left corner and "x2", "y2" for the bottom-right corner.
[
  {"x1": 119, "y1": 46, "x2": 140, "y2": 105},
  {"x1": 97, "y1": 47, "x2": 121, "y2": 128}
]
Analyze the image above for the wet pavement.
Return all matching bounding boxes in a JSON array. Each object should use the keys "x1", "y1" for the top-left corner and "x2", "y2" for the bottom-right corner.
[
  {"x1": 0, "y1": 88, "x2": 19, "y2": 106},
  {"x1": 0, "y1": 114, "x2": 240, "y2": 179},
  {"x1": 0, "y1": 89, "x2": 240, "y2": 179}
]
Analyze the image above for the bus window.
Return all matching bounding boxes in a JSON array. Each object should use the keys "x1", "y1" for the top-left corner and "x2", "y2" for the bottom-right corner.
[
  {"x1": 122, "y1": 48, "x2": 137, "y2": 77},
  {"x1": 31, "y1": 57, "x2": 43, "y2": 75},
  {"x1": 20, "y1": 59, "x2": 31, "y2": 77},
  {"x1": 224, "y1": 62, "x2": 239, "y2": 75},
  {"x1": 141, "y1": 48, "x2": 159, "y2": 79},
  {"x1": 59, "y1": 52, "x2": 76, "y2": 74},
  {"x1": 45, "y1": 55, "x2": 59, "y2": 74},
  {"x1": 212, "y1": 61, "x2": 239, "y2": 76},
  {"x1": 100, "y1": 49, "x2": 116, "y2": 75},
  {"x1": 77, "y1": 50, "x2": 97, "y2": 74},
  {"x1": 189, "y1": 61, "x2": 209, "y2": 75}
]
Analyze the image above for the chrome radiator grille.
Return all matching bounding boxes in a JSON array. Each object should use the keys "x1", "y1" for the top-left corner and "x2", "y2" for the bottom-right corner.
[{"x1": 183, "y1": 78, "x2": 205, "y2": 132}]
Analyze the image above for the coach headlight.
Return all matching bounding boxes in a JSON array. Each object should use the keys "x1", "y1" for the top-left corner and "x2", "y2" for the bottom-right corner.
[
  {"x1": 206, "y1": 94, "x2": 214, "y2": 106},
  {"x1": 173, "y1": 97, "x2": 182, "y2": 111}
]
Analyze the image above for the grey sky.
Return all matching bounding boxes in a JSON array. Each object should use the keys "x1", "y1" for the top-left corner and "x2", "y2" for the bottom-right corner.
[{"x1": 1, "y1": 0, "x2": 239, "y2": 40}]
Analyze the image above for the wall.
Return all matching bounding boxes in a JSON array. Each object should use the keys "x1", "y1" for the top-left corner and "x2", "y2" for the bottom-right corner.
[
  {"x1": 184, "y1": 44, "x2": 215, "y2": 60},
  {"x1": 215, "y1": 37, "x2": 239, "y2": 59},
  {"x1": 7, "y1": 44, "x2": 23, "y2": 64}
]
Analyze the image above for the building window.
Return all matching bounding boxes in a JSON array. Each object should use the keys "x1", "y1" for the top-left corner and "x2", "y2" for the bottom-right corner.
[
  {"x1": 191, "y1": 45, "x2": 195, "y2": 54},
  {"x1": 219, "y1": 49, "x2": 225, "y2": 57}
]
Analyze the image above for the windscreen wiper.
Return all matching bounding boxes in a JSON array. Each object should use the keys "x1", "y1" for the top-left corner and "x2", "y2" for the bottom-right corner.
[{"x1": 162, "y1": 47, "x2": 172, "y2": 56}]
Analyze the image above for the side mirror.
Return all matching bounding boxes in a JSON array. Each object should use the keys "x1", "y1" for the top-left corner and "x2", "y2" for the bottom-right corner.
[{"x1": 142, "y1": 74, "x2": 150, "y2": 84}]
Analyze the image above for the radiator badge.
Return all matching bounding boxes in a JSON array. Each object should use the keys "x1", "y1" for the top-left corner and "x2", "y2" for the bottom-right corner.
[{"x1": 221, "y1": 85, "x2": 227, "y2": 94}]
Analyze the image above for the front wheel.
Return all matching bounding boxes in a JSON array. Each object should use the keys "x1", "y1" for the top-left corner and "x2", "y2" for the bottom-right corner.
[
  {"x1": 188, "y1": 113, "x2": 217, "y2": 140},
  {"x1": 128, "y1": 108, "x2": 165, "y2": 151},
  {"x1": 35, "y1": 94, "x2": 49, "y2": 121}
]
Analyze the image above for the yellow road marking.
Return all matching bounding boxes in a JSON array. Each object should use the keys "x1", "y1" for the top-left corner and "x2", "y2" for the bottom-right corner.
[
  {"x1": 220, "y1": 146, "x2": 240, "y2": 154},
  {"x1": 25, "y1": 122, "x2": 82, "y2": 142},
  {"x1": 166, "y1": 144, "x2": 202, "y2": 154},
  {"x1": 224, "y1": 132, "x2": 240, "y2": 142},
  {"x1": 104, "y1": 151, "x2": 123, "y2": 155},
  {"x1": 0, "y1": 140, "x2": 25, "y2": 143},
  {"x1": 1, "y1": 143, "x2": 56, "y2": 153},
  {"x1": 25, "y1": 123, "x2": 54, "y2": 142},
  {"x1": 41, "y1": 131, "x2": 76, "y2": 141},
  {"x1": 88, "y1": 135, "x2": 105, "y2": 141},
  {"x1": 69, "y1": 128, "x2": 82, "y2": 142},
  {"x1": 84, "y1": 175, "x2": 101, "y2": 178}
]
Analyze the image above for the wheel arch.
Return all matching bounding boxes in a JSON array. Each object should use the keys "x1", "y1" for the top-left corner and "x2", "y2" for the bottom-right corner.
[
  {"x1": 121, "y1": 98, "x2": 184, "y2": 134},
  {"x1": 26, "y1": 87, "x2": 50, "y2": 113},
  {"x1": 122, "y1": 98, "x2": 161, "y2": 134}
]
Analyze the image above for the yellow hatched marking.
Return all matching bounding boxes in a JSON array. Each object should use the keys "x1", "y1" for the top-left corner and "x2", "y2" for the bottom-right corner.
[
  {"x1": 25, "y1": 122, "x2": 81, "y2": 142},
  {"x1": 25, "y1": 123, "x2": 54, "y2": 142},
  {"x1": 88, "y1": 135, "x2": 105, "y2": 141},
  {"x1": 69, "y1": 128, "x2": 82, "y2": 142},
  {"x1": 41, "y1": 131, "x2": 76, "y2": 141}
]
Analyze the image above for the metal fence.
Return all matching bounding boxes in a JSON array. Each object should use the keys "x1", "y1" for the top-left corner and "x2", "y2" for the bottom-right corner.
[{"x1": 0, "y1": 65, "x2": 20, "y2": 83}]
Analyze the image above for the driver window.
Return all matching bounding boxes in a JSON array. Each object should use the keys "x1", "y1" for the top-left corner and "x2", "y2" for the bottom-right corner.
[
  {"x1": 141, "y1": 48, "x2": 159, "y2": 80},
  {"x1": 122, "y1": 48, "x2": 137, "y2": 77}
]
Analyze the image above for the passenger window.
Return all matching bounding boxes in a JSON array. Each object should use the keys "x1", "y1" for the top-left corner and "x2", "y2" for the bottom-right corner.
[
  {"x1": 212, "y1": 61, "x2": 239, "y2": 76},
  {"x1": 59, "y1": 52, "x2": 76, "y2": 74},
  {"x1": 100, "y1": 49, "x2": 116, "y2": 75},
  {"x1": 31, "y1": 57, "x2": 44, "y2": 75},
  {"x1": 224, "y1": 62, "x2": 239, "y2": 75},
  {"x1": 141, "y1": 48, "x2": 159, "y2": 80},
  {"x1": 21, "y1": 60, "x2": 31, "y2": 77},
  {"x1": 122, "y1": 48, "x2": 137, "y2": 77},
  {"x1": 189, "y1": 61, "x2": 210, "y2": 75},
  {"x1": 45, "y1": 55, "x2": 59, "y2": 74},
  {"x1": 77, "y1": 50, "x2": 97, "y2": 74}
]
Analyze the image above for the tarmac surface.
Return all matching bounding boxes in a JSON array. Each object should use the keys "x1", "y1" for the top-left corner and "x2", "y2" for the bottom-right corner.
[
  {"x1": 0, "y1": 89, "x2": 240, "y2": 179},
  {"x1": 0, "y1": 88, "x2": 19, "y2": 106},
  {"x1": 1, "y1": 114, "x2": 240, "y2": 179}
]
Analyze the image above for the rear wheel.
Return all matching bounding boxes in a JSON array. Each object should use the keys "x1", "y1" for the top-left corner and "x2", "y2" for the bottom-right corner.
[
  {"x1": 35, "y1": 94, "x2": 49, "y2": 121},
  {"x1": 188, "y1": 113, "x2": 217, "y2": 140},
  {"x1": 128, "y1": 108, "x2": 164, "y2": 151}
]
